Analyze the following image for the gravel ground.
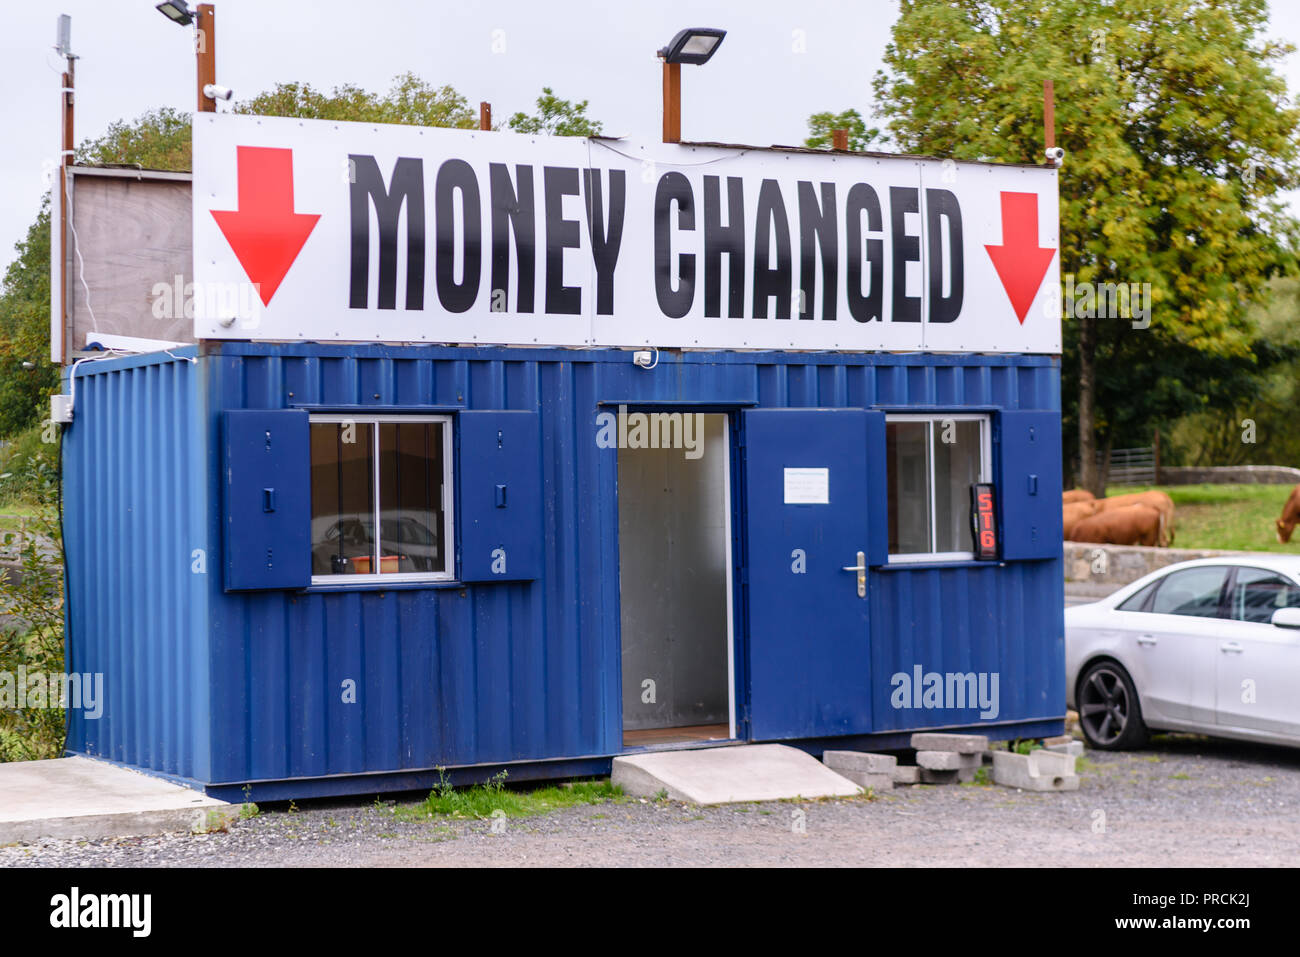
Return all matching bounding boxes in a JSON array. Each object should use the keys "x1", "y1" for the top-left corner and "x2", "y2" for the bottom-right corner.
[{"x1": 3, "y1": 732, "x2": 1299, "y2": 867}]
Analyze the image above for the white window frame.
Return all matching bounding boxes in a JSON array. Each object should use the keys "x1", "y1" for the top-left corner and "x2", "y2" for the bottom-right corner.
[
  {"x1": 309, "y1": 413, "x2": 455, "y2": 585},
  {"x1": 886, "y1": 413, "x2": 992, "y2": 565}
]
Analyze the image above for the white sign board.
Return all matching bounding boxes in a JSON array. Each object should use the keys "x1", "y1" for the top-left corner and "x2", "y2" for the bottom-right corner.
[
  {"x1": 783, "y1": 468, "x2": 830, "y2": 505},
  {"x1": 193, "y1": 113, "x2": 1060, "y2": 353}
]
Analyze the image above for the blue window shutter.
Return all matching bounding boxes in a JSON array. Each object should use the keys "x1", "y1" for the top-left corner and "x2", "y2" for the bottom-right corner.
[
  {"x1": 997, "y1": 410, "x2": 1063, "y2": 560},
  {"x1": 459, "y1": 411, "x2": 542, "y2": 582},
  {"x1": 222, "y1": 409, "x2": 311, "y2": 590},
  {"x1": 865, "y1": 409, "x2": 888, "y2": 566}
]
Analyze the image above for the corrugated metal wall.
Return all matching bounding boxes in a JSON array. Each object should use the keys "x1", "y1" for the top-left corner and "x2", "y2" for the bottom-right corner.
[
  {"x1": 200, "y1": 344, "x2": 1061, "y2": 787},
  {"x1": 62, "y1": 348, "x2": 210, "y2": 781},
  {"x1": 63, "y1": 342, "x2": 1062, "y2": 792}
]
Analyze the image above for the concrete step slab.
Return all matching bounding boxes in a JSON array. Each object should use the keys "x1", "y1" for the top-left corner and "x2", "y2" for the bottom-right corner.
[
  {"x1": 613, "y1": 744, "x2": 864, "y2": 805},
  {"x1": 0, "y1": 757, "x2": 234, "y2": 843}
]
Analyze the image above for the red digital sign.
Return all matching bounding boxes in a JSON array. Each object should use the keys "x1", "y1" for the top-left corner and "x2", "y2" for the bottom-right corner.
[{"x1": 970, "y1": 483, "x2": 997, "y2": 560}]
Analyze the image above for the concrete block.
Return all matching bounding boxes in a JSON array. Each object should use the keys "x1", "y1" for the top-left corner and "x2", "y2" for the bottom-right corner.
[
  {"x1": 1044, "y1": 741, "x2": 1085, "y2": 758},
  {"x1": 822, "y1": 750, "x2": 897, "y2": 774},
  {"x1": 1029, "y1": 749, "x2": 1077, "y2": 777},
  {"x1": 957, "y1": 767, "x2": 977, "y2": 783},
  {"x1": 892, "y1": 766, "x2": 921, "y2": 785},
  {"x1": 1042, "y1": 734, "x2": 1074, "y2": 747},
  {"x1": 834, "y1": 769, "x2": 894, "y2": 792},
  {"x1": 916, "y1": 750, "x2": 981, "y2": 770},
  {"x1": 991, "y1": 750, "x2": 1079, "y2": 792},
  {"x1": 909, "y1": 733, "x2": 989, "y2": 754},
  {"x1": 918, "y1": 768, "x2": 960, "y2": 785}
]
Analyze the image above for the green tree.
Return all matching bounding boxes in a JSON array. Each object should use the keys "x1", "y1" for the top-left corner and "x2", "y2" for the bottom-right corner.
[
  {"x1": 870, "y1": 0, "x2": 1300, "y2": 491},
  {"x1": 77, "y1": 105, "x2": 192, "y2": 171},
  {"x1": 234, "y1": 72, "x2": 478, "y2": 129},
  {"x1": 507, "y1": 87, "x2": 603, "y2": 137},
  {"x1": 1165, "y1": 276, "x2": 1300, "y2": 467},
  {"x1": 804, "y1": 108, "x2": 878, "y2": 151},
  {"x1": 0, "y1": 205, "x2": 58, "y2": 438}
]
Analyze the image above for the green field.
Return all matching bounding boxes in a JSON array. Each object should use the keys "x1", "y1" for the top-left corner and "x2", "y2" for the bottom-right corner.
[{"x1": 1107, "y1": 484, "x2": 1299, "y2": 553}]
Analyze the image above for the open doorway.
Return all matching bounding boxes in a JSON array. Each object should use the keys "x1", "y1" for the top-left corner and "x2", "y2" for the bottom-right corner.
[{"x1": 618, "y1": 412, "x2": 734, "y2": 748}]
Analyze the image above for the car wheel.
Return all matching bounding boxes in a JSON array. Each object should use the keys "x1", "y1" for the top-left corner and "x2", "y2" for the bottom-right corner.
[{"x1": 1077, "y1": 661, "x2": 1149, "y2": 751}]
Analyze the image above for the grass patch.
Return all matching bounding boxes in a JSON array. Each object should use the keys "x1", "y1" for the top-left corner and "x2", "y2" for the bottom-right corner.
[
  {"x1": 392, "y1": 769, "x2": 625, "y2": 823},
  {"x1": 1112, "y1": 483, "x2": 1299, "y2": 553}
]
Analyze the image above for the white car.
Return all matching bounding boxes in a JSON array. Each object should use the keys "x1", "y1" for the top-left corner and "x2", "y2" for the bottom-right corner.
[{"x1": 1066, "y1": 556, "x2": 1300, "y2": 750}]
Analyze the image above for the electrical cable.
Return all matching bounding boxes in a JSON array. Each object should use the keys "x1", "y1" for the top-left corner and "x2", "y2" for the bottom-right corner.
[
  {"x1": 589, "y1": 138, "x2": 752, "y2": 168},
  {"x1": 63, "y1": 183, "x2": 99, "y2": 334}
]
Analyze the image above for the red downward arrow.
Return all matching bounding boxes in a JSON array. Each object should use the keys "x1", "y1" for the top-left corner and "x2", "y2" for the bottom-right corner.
[
  {"x1": 210, "y1": 146, "x2": 320, "y2": 306},
  {"x1": 984, "y1": 191, "x2": 1056, "y2": 324}
]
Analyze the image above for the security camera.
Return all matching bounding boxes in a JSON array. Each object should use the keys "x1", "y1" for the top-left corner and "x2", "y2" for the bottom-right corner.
[
  {"x1": 203, "y1": 84, "x2": 234, "y2": 102},
  {"x1": 1045, "y1": 146, "x2": 1065, "y2": 166}
]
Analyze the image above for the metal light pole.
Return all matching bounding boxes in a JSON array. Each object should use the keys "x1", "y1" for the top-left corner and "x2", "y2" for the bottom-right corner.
[
  {"x1": 657, "y1": 28, "x2": 726, "y2": 144},
  {"x1": 156, "y1": 1, "x2": 219, "y2": 111}
]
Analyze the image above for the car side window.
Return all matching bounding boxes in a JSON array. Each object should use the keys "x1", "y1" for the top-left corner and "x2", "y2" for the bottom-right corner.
[
  {"x1": 1149, "y1": 566, "x2": 1229, "y2": 618},
  {"x1": 1117, "y1": 580, "x2": 1160, "y2": 612},
  {"x1": 1228, "y1": 567, "x2": 1300, "y2": 624}
]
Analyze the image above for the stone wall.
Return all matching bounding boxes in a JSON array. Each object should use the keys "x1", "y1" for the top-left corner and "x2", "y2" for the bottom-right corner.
[
  {"x1": 1064, "y1": 542, "x2": 1250, "y2": 588},
  {"x1": 1158, "y1": 465, "x2": 1300, "y2": 486}
]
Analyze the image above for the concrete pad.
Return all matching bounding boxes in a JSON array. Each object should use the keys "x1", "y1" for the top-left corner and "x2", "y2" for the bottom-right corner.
[
  {"x1": 613, "y1": 744, "x2": 864, "y2": 805},
  {"x1": 0, "y1": 757, "x2": 234, "y2": 843}
]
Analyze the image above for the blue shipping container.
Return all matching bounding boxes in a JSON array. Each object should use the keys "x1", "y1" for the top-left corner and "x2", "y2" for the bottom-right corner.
[{"x1": 62, "y1": 342, "x2": 1064, "y2": 800}]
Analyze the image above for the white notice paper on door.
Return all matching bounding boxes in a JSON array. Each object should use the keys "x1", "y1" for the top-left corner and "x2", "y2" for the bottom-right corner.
[{"x1": 783, "y1": 468, "x2": 829, "y2": 504}]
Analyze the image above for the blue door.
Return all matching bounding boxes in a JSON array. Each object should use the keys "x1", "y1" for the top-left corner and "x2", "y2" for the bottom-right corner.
[{"x1": 742, "y1": 409, "x2": 886, "y2": 740}]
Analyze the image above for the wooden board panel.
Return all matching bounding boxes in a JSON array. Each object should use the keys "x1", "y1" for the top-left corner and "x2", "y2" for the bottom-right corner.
[{"x1": 68, "y1": 173, "x2": 195, "y2": 349}]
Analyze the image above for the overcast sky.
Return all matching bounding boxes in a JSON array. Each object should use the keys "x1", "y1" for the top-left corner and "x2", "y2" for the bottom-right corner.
[{"x1": 2, "y1": 0, "x2": 1298, "y2": 277}]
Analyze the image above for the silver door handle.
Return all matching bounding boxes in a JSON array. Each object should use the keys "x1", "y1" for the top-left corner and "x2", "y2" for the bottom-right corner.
[
  {"x1": 1136, "y1": 635, "x2": 1157, "y2": 646},
  {"x1": 1220, "y1": 642, "x2": 1244, "y2": 654},
  {"x1": 841, "y1": 550, "x2": 866, "y2": 598}
]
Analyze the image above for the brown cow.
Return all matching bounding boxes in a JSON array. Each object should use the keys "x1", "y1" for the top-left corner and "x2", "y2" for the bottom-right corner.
[
  {"x1": 1069, "y1": 503, "x2": 1167, "y2": 547},
  {"x1": 1063, "y1": 500, "x2": 1101, "y2": 538},
  {"x1": 1276, "y1": 483, "x2": 1300, "y2": 544},
  {"x1": 1062, "y1": 489, "x2": 1096, "y2": 505},
  {"x1": 1095, "y1": 490, "x2": 1175, "y2": 545}
]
